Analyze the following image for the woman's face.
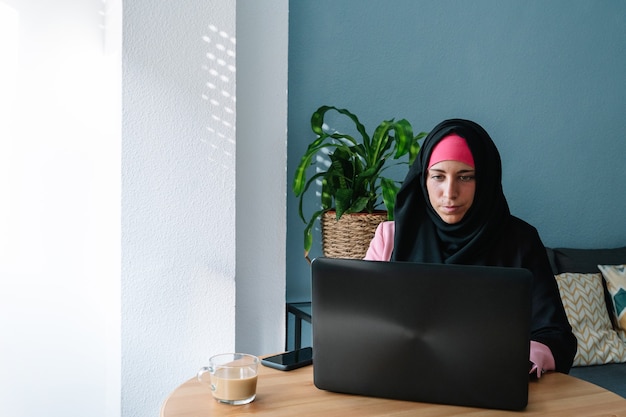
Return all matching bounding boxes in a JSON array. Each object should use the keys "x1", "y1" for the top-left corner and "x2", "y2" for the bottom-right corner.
[{"x1": 426, "y1": 160, "x2": 476, "y2": 224}]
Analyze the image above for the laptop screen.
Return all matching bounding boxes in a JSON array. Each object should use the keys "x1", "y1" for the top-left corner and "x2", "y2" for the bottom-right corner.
[{"x1": 311, "y1": 257, "x2": 532, "y2": 411}]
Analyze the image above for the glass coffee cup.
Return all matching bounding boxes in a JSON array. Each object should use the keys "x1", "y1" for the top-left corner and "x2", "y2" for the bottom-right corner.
[{"x1": 197, "y1": 353, "x2": 259, "y2": 405}]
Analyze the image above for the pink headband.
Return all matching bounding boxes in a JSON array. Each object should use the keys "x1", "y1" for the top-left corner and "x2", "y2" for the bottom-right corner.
[{"x1": 428, "y1": 134, "x2": 475, "y2": 169}]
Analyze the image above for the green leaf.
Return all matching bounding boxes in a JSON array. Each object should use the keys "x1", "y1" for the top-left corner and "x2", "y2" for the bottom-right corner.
[
  {"x1": 303, "y1": 225, "x2": 313, "y2": 257},
  {"x1": 303, "y1": 208, "x2": 326, "y2": 258},
  {"x1": 321, "y1": 177, "x2": 333, "y2": 209},
  {"x1": 359, "y1": 158, "x2": 385, "y2": 179},
  {"x1": 297, "y1": 171, "x2": 327, "y2": 222},
  {"x1": 329, "y1": 106, "x2": 371, "y2": 147},
  {"x1": 310, "y1": 106, "x2": 329, "y2": 135},
  {"x1": 292, "y1": 142, "x2": 335, "y2": 195},
  {"x1": 346, "y1": 195, "x2": 370, "y2": 214},
  {"x1": 334, "y1": 188, "x2": 353, "y2": 218},
  {"x1": 311, "y1": 105, "x2": 369, "y2": 145},
  {"x1": 381, "y1": 177, "x2": 400, "y2": 220},
  {"x1": 391, "y1": 119, "x2": 414, "y2": 159},
  {"x1": 409, "y1": 131, "x2": 428, "y2": 163}
]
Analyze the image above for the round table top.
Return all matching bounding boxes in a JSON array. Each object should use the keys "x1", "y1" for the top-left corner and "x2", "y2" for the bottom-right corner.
[{"x1": 161, "y1": 363, "x2": 626, "y2": 417}]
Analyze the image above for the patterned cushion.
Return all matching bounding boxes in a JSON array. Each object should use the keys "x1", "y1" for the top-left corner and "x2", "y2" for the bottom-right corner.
[
  {"x1": 555, "y1": 273, "x2": 626, "y2": 366},
  {"x1": 598, "y1": 265, "x2": 626, "y2": 331}
]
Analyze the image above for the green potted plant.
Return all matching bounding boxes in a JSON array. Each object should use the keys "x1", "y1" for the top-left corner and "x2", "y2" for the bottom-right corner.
[{"x1": 292, "y1": 105, "x2": 427, "y2": 260}]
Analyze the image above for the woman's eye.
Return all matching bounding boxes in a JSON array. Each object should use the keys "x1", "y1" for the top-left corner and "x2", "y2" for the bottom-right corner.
[{"x1": 459, "y1": 175, "x2": 475, "y2": 182}]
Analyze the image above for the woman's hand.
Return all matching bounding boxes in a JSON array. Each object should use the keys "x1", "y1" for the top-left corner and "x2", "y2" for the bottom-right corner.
[{"x1": 529, "y1": 340, "x2": 556, "y2": 378}]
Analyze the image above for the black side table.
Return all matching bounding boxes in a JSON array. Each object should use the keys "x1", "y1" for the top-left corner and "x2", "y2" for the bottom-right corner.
[{"x1": 286, "y1": 302, "x2": 311, "y2": 350}]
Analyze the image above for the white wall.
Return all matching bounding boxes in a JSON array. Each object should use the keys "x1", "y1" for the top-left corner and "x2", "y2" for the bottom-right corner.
[
  {"x1": 0, "y1": 0, "x2": 286, "y2": 415},
  {"x1": 0, "y1": 0, "x2": 121, "y2": 416},
  {"x1": 122, "y1": 1, "x2": 287, "y2": 416},
  {"x1": 235, "y1": 0, "x2": 288, "y2": 355},
  {"x1": 122, "y1": 1, "x2": 236, "y2": 415}
]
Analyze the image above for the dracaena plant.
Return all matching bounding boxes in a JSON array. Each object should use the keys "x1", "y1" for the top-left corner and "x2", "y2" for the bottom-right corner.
[{"x1": 292, "y1": 105, "x2": 427, "y2": 258}]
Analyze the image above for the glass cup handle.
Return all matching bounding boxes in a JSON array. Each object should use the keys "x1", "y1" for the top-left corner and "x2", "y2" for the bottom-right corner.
[{"x1": 197, "y1": 366, "x2": 212, "y2": 384}]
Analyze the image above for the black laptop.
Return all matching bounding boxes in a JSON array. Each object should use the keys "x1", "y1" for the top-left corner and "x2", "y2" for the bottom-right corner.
[{"x1": 311, "y1": 257, "x2": 532, "y2": 411}]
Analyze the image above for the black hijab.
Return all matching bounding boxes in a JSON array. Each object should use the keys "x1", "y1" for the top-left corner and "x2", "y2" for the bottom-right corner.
[{"x1": 391, "y1": 119, "x2": 510, "y2": 264}]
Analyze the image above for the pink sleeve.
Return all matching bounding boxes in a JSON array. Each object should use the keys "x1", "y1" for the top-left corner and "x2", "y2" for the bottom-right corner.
[
  {"x1": 364, "y1": 221, "x2": 395, "y2": 261},
  {"x1": 529, "y1": 340, "x2": 556, "y2": 377}
]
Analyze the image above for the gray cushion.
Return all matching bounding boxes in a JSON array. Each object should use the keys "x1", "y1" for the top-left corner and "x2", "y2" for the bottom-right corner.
[
  {"x1": 569, "y1": 363, "x2": 626, "y2": 398},
  {"x1": 549, "y1": 246, "x2": 626, "y2": 274}
]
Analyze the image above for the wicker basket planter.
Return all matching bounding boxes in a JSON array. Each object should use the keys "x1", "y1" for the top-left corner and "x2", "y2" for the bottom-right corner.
[{"x1": 321, "y1": 210, "x2": 388, "y2": 259}]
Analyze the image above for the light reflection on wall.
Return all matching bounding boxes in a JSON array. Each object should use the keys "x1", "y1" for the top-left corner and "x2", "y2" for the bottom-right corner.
[
  {"x1": 201, "y1": 24, "x2": 236, "y2": 172},
  {"x1": 0, "y1": 1, "x2": 121, "y2": 415},
  {"x1": 0, "y1": 1, "x2": 18, "y2": 125},
  {"x1": 0, "y1": 1, "x2": 18, "y2": 258}
]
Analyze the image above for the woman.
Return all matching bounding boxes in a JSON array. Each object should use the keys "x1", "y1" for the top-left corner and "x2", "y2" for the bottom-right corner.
[{"x1": 365, "y1": 119, "x2": 577, "y2": 377}]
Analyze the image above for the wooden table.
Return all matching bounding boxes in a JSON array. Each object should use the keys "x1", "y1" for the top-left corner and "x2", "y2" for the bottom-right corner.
[{"x1": 161, "y1": 363, "x2": 626, "y2": 416}]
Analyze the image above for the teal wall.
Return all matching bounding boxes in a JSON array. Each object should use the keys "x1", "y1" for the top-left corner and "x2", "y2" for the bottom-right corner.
[{"x1": 287, "y1": 0, "x2": 626, "y2": 303}]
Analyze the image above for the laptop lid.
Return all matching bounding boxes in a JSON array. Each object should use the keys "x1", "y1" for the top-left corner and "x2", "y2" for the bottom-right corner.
[{"x1": 311, "y1": 257, "x2": 532, "y2": 411}]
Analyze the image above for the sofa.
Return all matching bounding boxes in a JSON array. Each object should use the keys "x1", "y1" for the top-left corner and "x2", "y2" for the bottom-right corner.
[{"x1": 546, "y1": 246, "x2": 626, "y2": 398}]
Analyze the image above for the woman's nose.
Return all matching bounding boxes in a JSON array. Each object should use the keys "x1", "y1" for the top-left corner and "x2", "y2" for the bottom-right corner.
[{"x1": 443, "y1": 179, "x2": 457, "y2": 199}]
